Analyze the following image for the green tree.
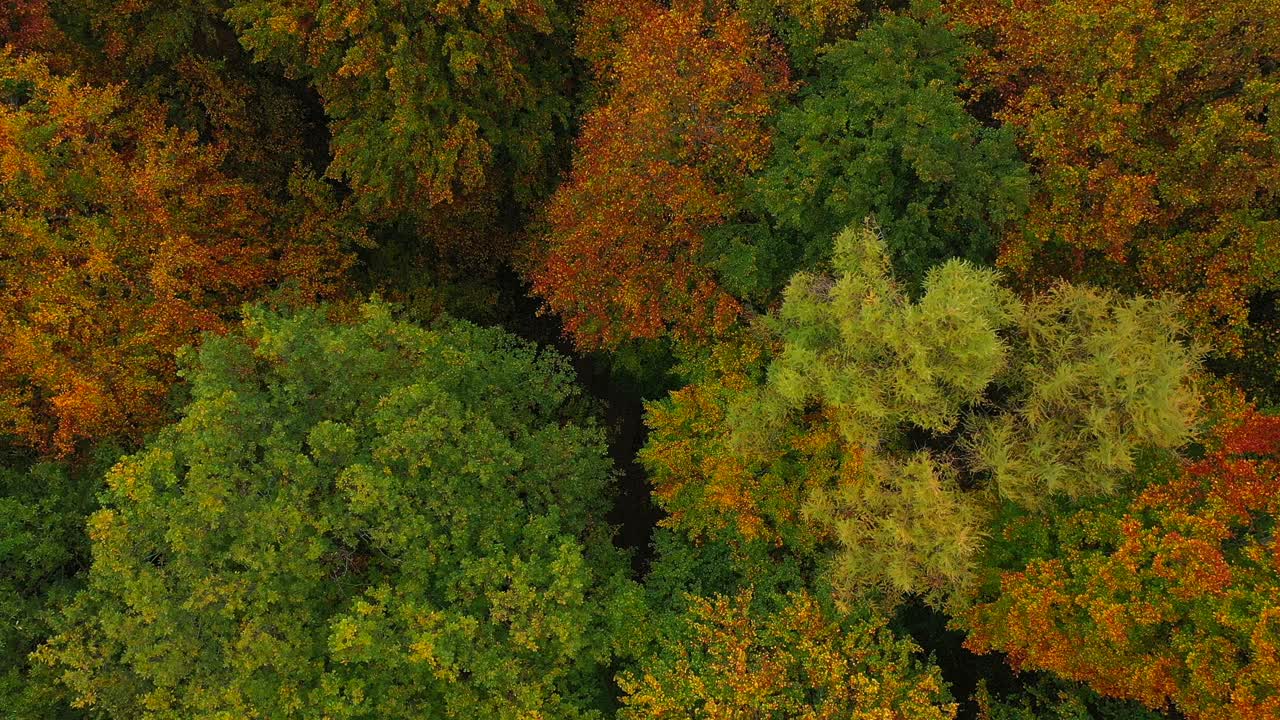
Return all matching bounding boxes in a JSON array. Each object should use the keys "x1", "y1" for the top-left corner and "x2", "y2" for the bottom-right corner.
[
  {"x1": 39, "y1": 301, "x2": 641, "y2": 719},
  {"x1": 225, "y1": 0, "x2": 575, "y2": 217},
  {"x1": 718, "y1": 4, "x2": 1027, "y2": 298},
  {"x1": 1, "y1": 446, "x2": 118, "y2": 719}
]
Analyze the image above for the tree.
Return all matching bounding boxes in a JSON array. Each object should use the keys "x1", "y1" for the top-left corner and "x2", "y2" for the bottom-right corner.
[
  {"x1": 644, "y1": 223, "x2": 1199, "y2": 609},
  {"x1": 730, "y1": 4, "x2": 1027, "y2": 295},
  {"x1": 17, "y1": 0, "x2": 323, "y2": 195},
  {"x1": 528, "y1": 0, "x2": 792, "y2": 350},
  {"x1": 224, "y1": 0, "x2": 576, "y2": 217},
  {"x1": 947, "y1": 0, "x2": 1280, "y2": 356},
  {"x1": 38, "y1": 301, "x2": 641, "y2": 718},
  {"x1": 618, "y1": 589, "x2": 957, "y2": 719},
  {"x1": 0, "y1": 446, "x2": 116, "y2": 719},
  {"x1": 0, "y1": 0, "x2": 70, "y2": 63},
  {"x1": 0, "y1": 52, "x2": 286, "y2": 454},
  {"x1": 959, "y1": 401, "x2": 1280, "y2": 720}
]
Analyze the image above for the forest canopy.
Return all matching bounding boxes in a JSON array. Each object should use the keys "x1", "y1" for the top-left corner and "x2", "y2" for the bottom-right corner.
[{"x1": 2, "y1": 1, "x2": 1278, "y2": 719}]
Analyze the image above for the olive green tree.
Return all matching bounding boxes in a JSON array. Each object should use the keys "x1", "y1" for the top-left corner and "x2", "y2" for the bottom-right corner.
[{"x1": 39, "y1": 301, "x2": 641, "y2": 719}]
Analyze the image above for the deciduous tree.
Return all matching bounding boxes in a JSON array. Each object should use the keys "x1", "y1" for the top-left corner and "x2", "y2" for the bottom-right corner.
[
  {"x1": 528, "y1": 0, "x2": 791, "y2": 349},
  {"x1": 947, "y1": 0, "x2": 1280, "y2": 356},
  {"x1": 0, "y1": 446, "x2": 115, "y2": 719},
  {"x1": 38, "y1": 301, "x2": 641, "y2": 718},
  {"x1": 733, "y1": 5, "x2": 1027, "y2": 294},
  {"x1": 960, "y1": 402, "x2": 1280, "y2": 720},
  {"x1": 618, "y1": 589, "x2": 957, "y2": 719},
  {"x1": 0, "y1": 53, "x2": 355, "y2": 454},
  {"x1": 225, "y1": 0, "x2": 576, "y2": 216},
  {"x1": 0, "y1": 53, "x2": 276, "y2": 453}
]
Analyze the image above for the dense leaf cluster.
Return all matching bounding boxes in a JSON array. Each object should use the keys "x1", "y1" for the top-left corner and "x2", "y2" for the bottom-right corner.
[{"x1": 2, "y1": 1, "x2": 1278, "y2": 719}]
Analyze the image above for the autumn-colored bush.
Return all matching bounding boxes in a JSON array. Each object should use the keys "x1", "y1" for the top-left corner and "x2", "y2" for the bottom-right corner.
[
  {"x1": 961, "y1": 403, "x2": 1280, "y2": 720},
  {"x1": 948, "y1": 0, "x2": 1280, "y2": 356},
  {"x1": 528, "y1": 0, "x2": 791, "y2": 350}
]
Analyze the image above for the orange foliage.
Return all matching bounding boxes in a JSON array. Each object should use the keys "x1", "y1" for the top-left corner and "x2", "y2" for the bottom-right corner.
[
  {"x1": 529, "y1": 0, "x2": 792, "y2": 350},
  {"x1": 0, "y1": 53, "x2": 347, "y2": 454},
  {"x1": 947, "y1": 0, "x2": 1280, "y2": 354},
  {"x1": 962, "y1": 403, "x2": 1280, "y2": 720}
]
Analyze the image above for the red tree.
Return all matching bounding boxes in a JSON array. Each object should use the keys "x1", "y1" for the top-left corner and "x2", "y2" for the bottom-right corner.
[{"x1": 528, "y1": 0, "x2": 791, "y2": 350}]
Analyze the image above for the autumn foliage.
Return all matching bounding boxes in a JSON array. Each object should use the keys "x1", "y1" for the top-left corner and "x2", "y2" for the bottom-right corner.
[
  {"x1": 619, "y1": 589, "x2": 957, "y2": 719},
  {"x1": 962, "y1": 404, "x2": 1280, "y2": 720},
  {"x1": 0, "y1": 53, "x2": 277, "y2": 453},
  {"x1": 948, "y1": 0, "x2": 1280, "y2": 355},
  {"x1": 646, "y1": 223, "x2": 1199, "y2": 610},
  {"x1": 529, "y1": 0, "x2": 791, "y2": 349},
  {"x1": 5, "y1": 1, "x2": 1280, "y2": 717}
]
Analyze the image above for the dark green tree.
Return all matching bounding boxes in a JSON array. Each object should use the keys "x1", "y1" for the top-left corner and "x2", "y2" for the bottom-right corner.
[
  {"x1": 716, "y1": 4, "x2": 1027, "y2": 298},
  {"x1": 225, "y1": 0, "x2": 576, "y2": 217},
  {"x1": 1, "y1": 447, "x2": 118, "y2": 719}
]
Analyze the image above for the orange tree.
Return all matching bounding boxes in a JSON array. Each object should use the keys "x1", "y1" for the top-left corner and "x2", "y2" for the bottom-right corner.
[
  {"x1": 0, "y1": 52, "x2": 347, "y2": 454},
  {"x1": 959, "y1": 402, "x2": 1280, "y2": 720},
  {"x1": 528, "y1": 0, "x2": 792, "y2": 350},
  {"x1": 946, "y1": 0, "x2": 1280, "y2": 357}
]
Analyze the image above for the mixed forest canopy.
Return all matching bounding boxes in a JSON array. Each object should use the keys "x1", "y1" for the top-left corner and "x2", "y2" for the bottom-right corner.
[{"x1": 1, "y1": 1, "x2": 1278, "y2": 719}]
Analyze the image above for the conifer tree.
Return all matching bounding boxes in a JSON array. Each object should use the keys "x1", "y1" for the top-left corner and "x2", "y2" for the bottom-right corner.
[{"x1": 645, "y1": 223, "x2": 1199, "y2": 609}]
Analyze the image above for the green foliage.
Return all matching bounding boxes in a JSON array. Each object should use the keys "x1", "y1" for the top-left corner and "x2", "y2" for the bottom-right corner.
[
  {"x1": 764, "y1": 221, "x2": 1020, "y2": 446},
  {"x1": 0, "y1": 447, "x2": 117, "y2": 719},
  {"x1": 718, "y1": 4, "x2": 1028, "y2": 297},
  {"x1": 967, "y1": 286, "x2": 1202, "y2": 507},
  {"x1": 225, "y1": 0, "x2": 575, "y2": 216},
  {"x1": 38, "y1": 301, "x2": 640, "y2": 719}
]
